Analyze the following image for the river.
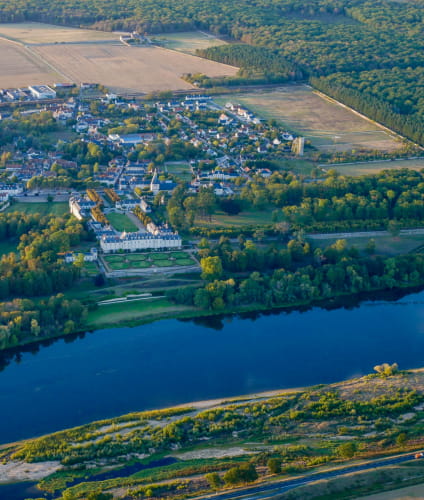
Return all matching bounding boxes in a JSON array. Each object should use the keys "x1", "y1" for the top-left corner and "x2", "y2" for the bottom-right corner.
[{"x1": 0, "y1": 288, "x2": 424, "y2": 445}]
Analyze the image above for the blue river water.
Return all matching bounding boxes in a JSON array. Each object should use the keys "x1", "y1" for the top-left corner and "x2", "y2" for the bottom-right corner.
[{"x1": 0, "y1": 289, "x2": 424, "y2": 446}]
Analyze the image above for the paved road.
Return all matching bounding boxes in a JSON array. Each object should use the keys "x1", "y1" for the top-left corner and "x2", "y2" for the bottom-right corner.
[{"x1": 198, "y1": 453, "x2": 421, "y2": 500}]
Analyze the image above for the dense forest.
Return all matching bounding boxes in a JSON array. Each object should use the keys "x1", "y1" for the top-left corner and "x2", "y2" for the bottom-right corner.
[{"x1": 0, "y1": 0, "x2": 421, "y2": 143}]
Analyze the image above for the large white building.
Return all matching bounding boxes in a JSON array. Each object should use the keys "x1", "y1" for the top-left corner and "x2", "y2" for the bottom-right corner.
[
  {"x1": 28, "y1": 85, "x2": 57, "y2": 100},
  {"x1": 69, "y1": 196, "x2": 97, "y2": 220},
  {"x1": 100, "y1": 231, "x2": 181, "y2": 253}
]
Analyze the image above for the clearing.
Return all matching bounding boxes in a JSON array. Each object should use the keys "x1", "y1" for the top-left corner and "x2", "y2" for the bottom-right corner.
[
  {"x1": 155, "y1": 31, "x2": 227, "y2": 55},
  {"x1": 0, "y1": 39, "x2": 64, "y2": 88},
  {"x1": 0, "y1": 22, "x2": 120, "y2": 44},
  {"x1": 5, "y1": 202, "x2": 68, "y2": 216},
  {"x1": 33, "y1": 44, "x2": 238, "y2": 94},
  {"x1": 165, "y1": 161, "x2": 193, "y2": 180},
  {"x1": 107, "y1": 212, "x2": 138, "y2": 232},
  {"x1": 326, "y1": 157, "x2": 424, "y2": 176},
  {"x1": 196, "y1": 208, "x2": 273, "y2": 228},
  {"x1": 216, "y1": 86, "x2": 402, "y2": 152}
]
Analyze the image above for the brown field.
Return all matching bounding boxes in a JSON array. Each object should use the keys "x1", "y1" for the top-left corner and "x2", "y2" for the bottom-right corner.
[
  {"x1": 33, "y1": 44, "x2": 238, "y2": 93},
  {"x1": 0, "y1": 22, "x2": 119, "y2": 44},
  {"x1": 0, "y1": 39, "x2": 65, "y2": 88},
  {"x1": 327, "y1": 157, "x2": 424, "y2": 176},
  {"x1": 216, "y1": 86, "x2": 402, "y2": 152},
  {"x1": 155, "y1": 31, "x2": 227, "y2": 55}
]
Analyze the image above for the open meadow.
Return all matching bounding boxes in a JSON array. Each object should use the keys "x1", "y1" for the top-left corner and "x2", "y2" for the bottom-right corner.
[
  {"x1": 327, "y1": 157, "x2": 424, "y2": 176},
  {"x1": 0, "y1": 22, "x2": 120, "y2": 44},
  {"x1": 107, "y1": 212, "x2": 138, "y2": 232},
  {"x1": 0, "y1": 39, "x2": 64, "y2": 88},
  {"x1": 216, "y1": 86, "x2": 402, "y2": 152},
  {"x1": 4, "y1": 202, "x2": 68, "y2": 216},
  {"x1": 155, "y1": 31, "x2": 227, "y2": 55},
  {"x1": 33, "y1": 44, "x2": 238, "y2": 93}
]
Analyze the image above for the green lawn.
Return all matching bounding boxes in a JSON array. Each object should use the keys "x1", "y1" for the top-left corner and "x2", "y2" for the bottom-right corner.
[
  {"x1": 154, "y1": 31, "x2": 227, "y2": 55},
  {"x1": 86, "y1": 298, "x2": 195, "y2": 327},
  {"x1": 327, "y1": 158, "x2": 424, "y2": 176},
  {"x1": 103, "y1": 252, "x2": 194, "y2": 270},
  {"x1": 196, "y1": 209, "x2": 273, "y2": 228},
  {"x1": 165, "y1": 162, "x2": 192, "y2": 181},
  {"x1": 5, "y1": 202, "x2": 68, "y2": 216},
  {"x1": 309, "y1": 233, "x2": 424, "y2": 256},
  {"x1": 82, "y1": 262, "x2": 98, "y2": 276},
  {"x1": 107, "y1": 212, "x2": 138, "y2": 232}
]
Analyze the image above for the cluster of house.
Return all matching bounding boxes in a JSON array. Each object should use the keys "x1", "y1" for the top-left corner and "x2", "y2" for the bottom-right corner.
[{"x1": 0, "y1": 85, "x2": 57, "y2": 102}]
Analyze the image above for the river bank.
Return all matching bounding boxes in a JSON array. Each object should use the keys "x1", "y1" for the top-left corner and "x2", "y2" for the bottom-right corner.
[{"x1": 2, "y1": 369, "x2": 424, "y2": 500}]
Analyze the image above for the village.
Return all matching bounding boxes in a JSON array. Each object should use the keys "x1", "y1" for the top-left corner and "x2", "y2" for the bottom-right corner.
[{"x1": 0, "y1": 83, "x2": 305, "y2": 274}]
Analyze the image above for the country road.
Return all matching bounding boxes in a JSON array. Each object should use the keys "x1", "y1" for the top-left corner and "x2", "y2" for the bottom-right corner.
[{"x1": 196, "y1": 452, "x2": 422, "y2": 500}]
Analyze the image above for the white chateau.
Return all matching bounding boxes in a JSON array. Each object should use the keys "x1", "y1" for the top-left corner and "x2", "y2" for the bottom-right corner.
[
  {"x1": 70, "y1": 194, "x2": 181, "y2": 253},
  {"x1": 100, "y1": 231, "x2": 181, "y2": 253}
]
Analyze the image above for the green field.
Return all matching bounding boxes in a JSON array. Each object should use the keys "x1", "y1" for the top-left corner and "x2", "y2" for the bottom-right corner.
[
  {"x1": 165, "y1": 162, "x2": 192, "y2": 180},
  {"x1": 5, "y1": 202, "x2": 68, "y2": 216},
  {"x1": 107, "y1": 212, "x2": 138, "y2": 232},
  {"x1": 155, "y1": 31, "x2": 227, "y2": 55},
  {"x1": 215, "y1": 87, "x2": 401, "y2": 152},
  {"x1": 196, "y1": 208, "x2": 273, "y2": 228},
  {"x1": 309, "y1": 233, "x2": 424, "y2": 256},
  {"x1": 103, "y1": 251, "x2": 195, "y2": 270},
  {"x1": 87, "y1": 297, "x2": 195, "y2": 327},
  {"x1": 327, "y1": 157, "x2": 424, "y2": 176},
  {"x1": 82, "y1": 262, "x2": 98, "y2": 276}
]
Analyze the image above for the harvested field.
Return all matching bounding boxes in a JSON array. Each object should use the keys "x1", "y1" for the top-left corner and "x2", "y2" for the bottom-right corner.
[
  {"x1": 327, "y1": 157, "x2": 424, "y2": 176},
  {"x1": 0, "y1": 22, "x2": 119, "y2": 44},
  {"x1": 155, "y1": 31, "x2": 227, "y2": 55},
  {"x1": 0, "y1": 39, "x2": 64, "y2": 88},
  {"x1": 216, "y1": 86, "x2": 402, "y2": 152},
  {"x1": 33, "y1": 44, "x2": 238, "y2": 94}
]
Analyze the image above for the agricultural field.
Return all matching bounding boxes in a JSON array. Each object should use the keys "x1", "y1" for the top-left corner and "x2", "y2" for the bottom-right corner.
[
  {"x1": 103, "y1": 251, "x2": 195, "y2": 271},
  {"x1": 0, "y1": 22, "x2": 120, "y2": 44},
  {"x1": 216, "y1": 86, "x2": 402, "y2": 152},
  {"x1": 4, "y1": 202, "x2": 68, "y2": 216},
  {"x1": 33, "y1": 44, "x2": 238, "y2": 94},
  {"x1": 107, "y1": 212, "x2": 138, "y2": 232},
  {"x1": 327, "y1": 157, "x2": 424, "y2": 176},
  {"x1": 155, "y1": 31, "x2": 227, "y2": 55},
  {"x1": 0, "y1": 39, "x2": 64, "y2": 88}
]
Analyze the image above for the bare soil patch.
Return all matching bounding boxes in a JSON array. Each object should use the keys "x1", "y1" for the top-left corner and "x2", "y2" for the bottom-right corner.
[
  {"x1": 33, "y1": 43, "x2": 238, "y2": 93},
  {"x1": 0, "y1": 39, "x2": 64, "y2": 88}
]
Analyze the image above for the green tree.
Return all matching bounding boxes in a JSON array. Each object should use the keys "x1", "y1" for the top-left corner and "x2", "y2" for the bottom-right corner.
[
  {"x1": 205, "y1": 472, "x2": 222, "y2": 490},
  {"x1": 200, "y1": 256, "x2": 223, "y2": 281},
  {"x1": 267, "y1": 458, "x2": 282, "y2": 474},
  {"x1": 337, "y1": 442, "x2": 357, "y2": 459}
]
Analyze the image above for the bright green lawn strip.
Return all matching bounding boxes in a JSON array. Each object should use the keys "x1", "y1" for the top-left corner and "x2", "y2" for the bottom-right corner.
[
  {"x1": 5, "y1": 202, "x2": 68, "y2": 216},
  {"x1": 86, "y1": 298, "x2": 195, "y2": 327},
  {"x1": 175, "y1": 258, "x2": 194, "y2": 266},
  {"x1": 153, "y1": 259, "x2": 174, "y2": 267},
  {"x1": 150, "y1": 253, "x2": 170, "y2": 260},
  {"x1": 107, "y1": 212, "x2": 138, "y2": 232},
  {"x1": 170, "y1": 252, "x2": 190, "y2": 259}
]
